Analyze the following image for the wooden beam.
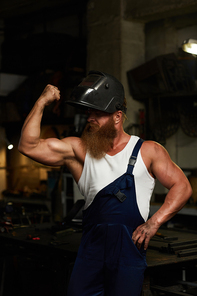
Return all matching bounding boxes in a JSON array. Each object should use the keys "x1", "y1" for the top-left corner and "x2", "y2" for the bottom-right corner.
[{"x1": 123, "y1": 0, "x2": 197, "y2": 22}]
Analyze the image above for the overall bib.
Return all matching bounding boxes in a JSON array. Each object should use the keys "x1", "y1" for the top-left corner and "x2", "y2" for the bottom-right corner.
[{"x1": 67, "y1": 138, "x2": 146, "y2": 296}]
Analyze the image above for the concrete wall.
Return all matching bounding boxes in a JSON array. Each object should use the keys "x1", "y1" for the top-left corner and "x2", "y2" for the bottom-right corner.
[
  {"x1": 86, "y1": 0, "x2": 122, "y2": 78},
  {"x1": 121, "y1": 19, "x2": 145, "y2": 128},
  {"x1": 145, "y1": 19, "x2": 177, "y2": 61},
  {"x1": 87, "y1": 0, "x2": 145, "y2": 127}
]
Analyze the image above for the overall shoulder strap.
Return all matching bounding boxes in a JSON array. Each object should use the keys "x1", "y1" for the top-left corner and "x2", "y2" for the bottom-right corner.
[
  {"x1": 129, "y1": 138, "x2": 144, "y2": 167},
  {"x1": 114, "y1": 138, "x2": 144, "y2": 203}
]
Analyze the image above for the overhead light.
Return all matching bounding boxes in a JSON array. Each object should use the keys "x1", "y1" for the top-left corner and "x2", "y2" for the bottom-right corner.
[
  {"x1": 7, "y1": 143, "x2": 13, "y2": 150},
  {"x1": 182, "y1": 39, "x2": 197, "y2": 55},
  {"x1": 5, "y1": 139, "x2": 13, "y2": 150}
]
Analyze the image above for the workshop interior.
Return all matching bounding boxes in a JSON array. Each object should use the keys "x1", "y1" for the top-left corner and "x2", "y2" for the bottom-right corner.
[{"x1": 0, "y1": 0, "x2": 197, "y2": 295}]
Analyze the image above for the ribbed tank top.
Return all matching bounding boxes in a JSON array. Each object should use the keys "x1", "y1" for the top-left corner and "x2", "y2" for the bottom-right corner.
[{"x1": 78, "y1": 136, "x2": 155, "y2": 221}]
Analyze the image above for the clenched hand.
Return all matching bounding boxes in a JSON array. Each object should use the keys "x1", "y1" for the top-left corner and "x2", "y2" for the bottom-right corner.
[
  {"x1": 39, "y1": 84, "x2": 61, "y2": 106},
  {"x1": 132, "y1": 220, "x2": 160, "y2": 250}
]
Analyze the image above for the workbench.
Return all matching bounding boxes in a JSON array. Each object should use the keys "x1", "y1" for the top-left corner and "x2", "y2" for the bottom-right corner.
[
  {"x1": 145, "y1": 228, "x2": 197, "y2": 295},
  {"x1": 0, "y1": 225, "x2": 197, "y2": 296}
]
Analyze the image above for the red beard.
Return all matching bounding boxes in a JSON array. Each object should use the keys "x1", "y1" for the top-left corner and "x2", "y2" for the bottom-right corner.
[{"x1": 81, "y1": 116, "x2": 117, "y2": 159}]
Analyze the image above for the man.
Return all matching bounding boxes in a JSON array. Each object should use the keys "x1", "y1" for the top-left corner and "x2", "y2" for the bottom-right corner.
[{"x1": 18, "y1": 70, "x2": 192, "y2": 296}]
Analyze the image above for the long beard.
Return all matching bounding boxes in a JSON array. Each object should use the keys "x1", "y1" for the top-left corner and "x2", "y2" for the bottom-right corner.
[{"x1": 81, "y1": 116, "x2": 117, "y2": 159}]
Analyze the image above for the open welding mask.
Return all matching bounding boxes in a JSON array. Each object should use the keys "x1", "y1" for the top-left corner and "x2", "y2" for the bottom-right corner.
[{"x1": 66, "y1": 70, "x2": 126, "y2": 114}]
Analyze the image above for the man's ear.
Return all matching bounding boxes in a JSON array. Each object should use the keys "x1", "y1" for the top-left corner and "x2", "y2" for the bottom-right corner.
[{"x1": 113, "y1": 111, "x2": 122, "y2": 124}]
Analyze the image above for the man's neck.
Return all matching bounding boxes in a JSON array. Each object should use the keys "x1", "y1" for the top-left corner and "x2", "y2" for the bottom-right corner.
[{"x1": 107, "y1": 131, "x2": 131, "y2": 156}]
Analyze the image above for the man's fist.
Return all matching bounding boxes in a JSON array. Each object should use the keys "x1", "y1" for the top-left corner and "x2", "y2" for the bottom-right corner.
[{"x1": 39, "y1": 84, "x2": 61, "y2": 106}]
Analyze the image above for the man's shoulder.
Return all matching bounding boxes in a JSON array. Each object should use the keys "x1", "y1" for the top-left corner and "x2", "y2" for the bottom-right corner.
[
  {"x1": 141, "y1": 140, "x2": 169, "y2": 161},
  {"x1": 139, "y1": 140, "x2": 166, "y2": 178},
  {"x1": 142, "y1": 140, "x2": 163, "y2": 151}
]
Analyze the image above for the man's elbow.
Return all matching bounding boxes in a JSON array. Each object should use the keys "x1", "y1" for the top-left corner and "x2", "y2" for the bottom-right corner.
[
  {"x1": 18, "y1": 141, "x2": 29, "y2": 156},
  {"x1": 184, "y1": 180, "x2": 193, "y2": 202}
]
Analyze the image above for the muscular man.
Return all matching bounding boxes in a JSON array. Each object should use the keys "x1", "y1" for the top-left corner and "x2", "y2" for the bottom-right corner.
[{"x1": 18, "y1": 71, "x2": 192, "y2": 296}]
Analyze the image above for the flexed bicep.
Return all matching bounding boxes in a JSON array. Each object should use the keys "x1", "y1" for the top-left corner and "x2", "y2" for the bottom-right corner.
[{"x1": 24, "y1": 137, "x2": 74, "y2": 167}]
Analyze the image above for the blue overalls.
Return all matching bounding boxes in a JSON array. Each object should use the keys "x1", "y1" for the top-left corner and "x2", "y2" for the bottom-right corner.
[{"x1": 67, "y1": 138, "x2": 146, "y2": 296}]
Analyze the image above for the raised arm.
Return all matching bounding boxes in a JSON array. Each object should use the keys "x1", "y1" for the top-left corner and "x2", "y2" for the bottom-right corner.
[
  {"x1": 18, "y1": 85, "x2": 79, "y2": 168},
  {"x1": 132, "y1": 141, "x2": 192, "y2": 250}
]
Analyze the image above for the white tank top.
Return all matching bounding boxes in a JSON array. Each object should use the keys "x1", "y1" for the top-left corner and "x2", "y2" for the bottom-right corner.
[{"x1": 78, "y1": 136, "x2": 155, "y2": 221}]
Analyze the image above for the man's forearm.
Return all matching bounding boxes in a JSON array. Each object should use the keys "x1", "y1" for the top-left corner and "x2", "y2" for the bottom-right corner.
[
  {"x1": 19, "y1": 98, "x2": 45, "y2": 152},
  {"x1": 18, "y1": 85, "x2": 60, "y2": 156},
  {"x1": 149, "y1": 181, "x2": 192, "y2": 228}
]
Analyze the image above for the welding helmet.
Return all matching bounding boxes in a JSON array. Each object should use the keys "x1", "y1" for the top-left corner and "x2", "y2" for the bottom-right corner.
[{"x1": 66, "y1": 70, "x2": 126, "y2": 114}]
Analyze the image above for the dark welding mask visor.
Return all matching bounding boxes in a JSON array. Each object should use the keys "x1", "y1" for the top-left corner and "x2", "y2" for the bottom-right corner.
[{"x1": 66, "y1": 71, "x2": 126, "y2": 114}]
